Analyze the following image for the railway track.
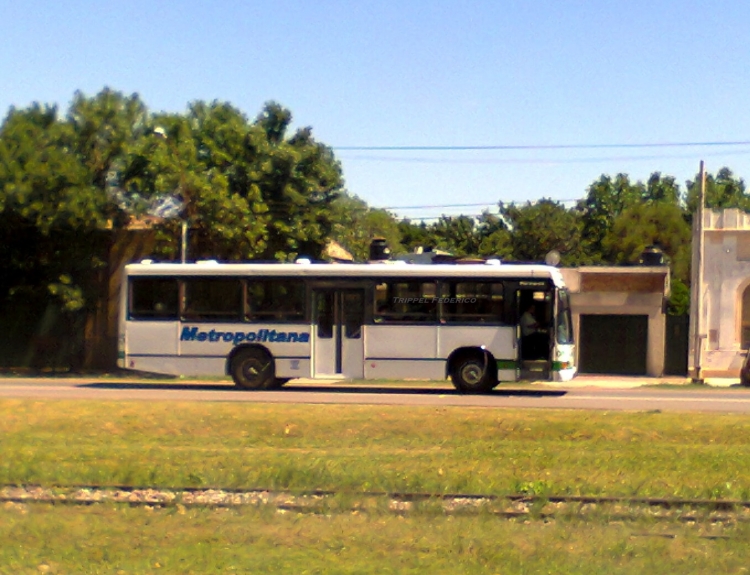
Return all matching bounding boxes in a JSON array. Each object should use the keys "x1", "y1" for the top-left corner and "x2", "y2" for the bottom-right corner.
[{"x1": 3, "y1": 483, "x2": 750, "y2": 523}]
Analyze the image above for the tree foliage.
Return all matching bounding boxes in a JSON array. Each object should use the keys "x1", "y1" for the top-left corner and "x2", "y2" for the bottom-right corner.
[
  {"x1": 132, "y1": 100, "x2": 344, "y2": 261},
  {"x1": 643, "y1": 172, "x2": 681, "y2": 205},
  {"x1": 602, "y1": 201, "x2": 691, "y2": 281},
  {"x1": 685, "y1": 167, "x2": 750, "y2": 215},
  {"x1": 329, "y1": 194, "x2": 403, "y2": 260},
  {"x1": 475, "y1": 211, "x2": 513, "y2": 259},
  {"x1": 0, "y1": 90, "x2": 150, "y2": 311},
  {"x1": 501, "y1": 199, "x2": 586, "y2": 265},
  {"x1": 578, "y1": 173, "x2": 642, "y2": 255},
  {"x1": 398, "y1": 219, "x2": 435, "y2": 253},
  {"x1": 427, "y1": 215, "x2": 483, "y2": 257},
  {"x1": 0, "y1": 90, "x2": 345, "y2": 317},
  {"x1": 3, "y1": 85, "x2": 750, "y2": 336}
]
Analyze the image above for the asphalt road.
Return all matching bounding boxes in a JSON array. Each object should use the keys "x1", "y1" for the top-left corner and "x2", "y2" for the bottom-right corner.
[{"x1": 2, "y1": 377, "x2": 750, "y2": 412}]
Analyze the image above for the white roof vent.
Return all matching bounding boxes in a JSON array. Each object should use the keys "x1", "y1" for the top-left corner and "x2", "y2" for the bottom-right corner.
[
  {"x1": 295, "y1": 258, "x2": 312, "y2": 264},
  {"x1": 485, "y1": 259, "x2": 502, "y2": 266}
]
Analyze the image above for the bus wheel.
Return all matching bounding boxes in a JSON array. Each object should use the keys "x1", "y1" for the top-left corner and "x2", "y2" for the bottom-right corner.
[
  {"x1": 451, "y1": 353, "x2": 496, "y2": 394},
  {"x1": 231, "y1": 348, "x2": 275, "y2": 390}
]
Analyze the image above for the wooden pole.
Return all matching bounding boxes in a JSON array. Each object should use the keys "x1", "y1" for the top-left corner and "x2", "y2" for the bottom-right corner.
[{"x1": 691, "y1": 161, "x2": 706, "y2": 383}]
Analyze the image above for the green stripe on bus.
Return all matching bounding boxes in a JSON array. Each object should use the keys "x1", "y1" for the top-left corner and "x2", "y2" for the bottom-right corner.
[{"x1": 551, "y1": 361, "x2": 574, "y2": 371}]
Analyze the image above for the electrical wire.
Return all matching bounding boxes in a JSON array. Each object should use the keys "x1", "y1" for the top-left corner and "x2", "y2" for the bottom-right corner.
[
  {"x1": 338, "y1": 148, "x2": 750, "y2": 165},
  {"x1": 383, "y1": 200, "x2": 579, "y2": 210},
  {"x1": 334, "y1": 140, "x2": 750, "y2": 151}
]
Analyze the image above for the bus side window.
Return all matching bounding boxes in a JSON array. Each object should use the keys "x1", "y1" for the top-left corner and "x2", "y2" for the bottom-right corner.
[
  {"x1": 130, "y1": 278, "x2": 179, "y2": 320},
  {"x1": 373, "y1": 283, "x2": 389, "y2": 323},
  {"x1": 441, "y1": 281, "x2": 505, "y2": 324},
  {"x1": 374, "y1": 281, "x2": 437, "y2": 323},
  {"x1": 246, "y1": 280, "x2": 305, "y2": 322},
  {"x1": 183, "y1": 279, "x2": 242, "y2": 321}
]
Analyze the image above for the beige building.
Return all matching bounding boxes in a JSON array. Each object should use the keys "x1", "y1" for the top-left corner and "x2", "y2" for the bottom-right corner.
[
  {"x1": 690, "y1": 208, "x2": 750, "y2": 378},
  {"x1": 560, "y1": 267, "x2": 670, "y2": 377}
]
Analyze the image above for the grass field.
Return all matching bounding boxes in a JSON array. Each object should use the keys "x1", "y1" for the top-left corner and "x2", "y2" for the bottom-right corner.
[
  {"x1": 2, "y1": 400, "x2": 750, "y2": 498},
  {"x1": 2, "y1": 504, "x2": 748, "y2": 575},
  {"x1": 2, "y1": 399, "x2": 750, "y2": 573}
]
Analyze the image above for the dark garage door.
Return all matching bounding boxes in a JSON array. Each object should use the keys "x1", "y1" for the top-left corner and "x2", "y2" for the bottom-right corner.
[
  {"x1": 579, "y1": 314, "x2": 648, "y2": 375},
  {"x1": 664, "y1": 314, "x2": 689, "y2": 376}
]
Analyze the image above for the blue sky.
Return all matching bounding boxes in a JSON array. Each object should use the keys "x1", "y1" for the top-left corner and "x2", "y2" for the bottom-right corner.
[{"x1": 2, "y1": 0, "x2": 750, "y2": 221}]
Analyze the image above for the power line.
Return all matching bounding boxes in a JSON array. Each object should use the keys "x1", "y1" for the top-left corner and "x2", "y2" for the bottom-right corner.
[
  {"x1": 338, "y1": 148, "x2": 750, "y2": 165},
  {"x1": 334, "y1": 140, "x2": 750, "y2": 151},
  {"x1": 383, "y1": 202, "x2": 498, "y2": 210},
  {"x1": 382, "y1": 200, "x2": 580, "y2": 210}
]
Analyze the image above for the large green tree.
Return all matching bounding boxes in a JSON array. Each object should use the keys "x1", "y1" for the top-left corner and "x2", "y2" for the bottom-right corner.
[
  {"x1": 251, "y1": 102, "x2": 343, "y2": 259},
  {"x1": 0, "y1": 89, "x2": 152, "y2": 367},
  {"x1": 0, "y1": 89, "x2": 347, "y2": 369},
  {"x1": 0, "y1": 90, "x2": 149, "y2": 311},
  {"x1": 501, "y1": 199, "x2": 586, "y2": 265},
  {"x1": 134, "y1": 100, "x2": 344, "y2": 261},
  {"x1": 602, "y1": 201, "x2": 691, "y2": 280},
  {"x1": 578, "y1": 172, "x2": 687, "y2": 262},
  {"x1": 578, "y1": 173, "x2": 642, "y2": 257}
]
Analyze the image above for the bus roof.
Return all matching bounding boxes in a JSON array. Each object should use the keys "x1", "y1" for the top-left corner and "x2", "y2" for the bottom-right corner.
[{"x1": 124, "y1": 261, "x2": 567, "y2": 287}]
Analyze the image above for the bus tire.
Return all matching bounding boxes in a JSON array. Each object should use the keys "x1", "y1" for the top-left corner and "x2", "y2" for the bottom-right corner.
[
  {"x1": 230, "y1": 347, "x2": 275, "y2": 390},
  {"x1": 451, "y1": 352, "x2": 496, "y2": 394}
]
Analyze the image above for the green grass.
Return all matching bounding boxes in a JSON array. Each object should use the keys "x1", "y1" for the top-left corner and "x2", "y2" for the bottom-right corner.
[
  {"x1": 2, "y1": 400, "x2": 750, "y2": 499},
  {"x1": 3, "y1": 400, "x2": 750, "y2": 573},
  {"x1": 1, "y1": 504, "x2": 749, "y2": 575}
]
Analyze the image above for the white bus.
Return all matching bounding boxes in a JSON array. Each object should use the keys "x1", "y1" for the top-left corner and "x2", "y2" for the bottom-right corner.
[{"x1": 118, "y1": 260, "x2": 575, "y2": 393}]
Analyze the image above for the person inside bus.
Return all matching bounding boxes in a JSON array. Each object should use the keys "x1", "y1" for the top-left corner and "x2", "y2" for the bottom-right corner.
[{"x1": 520, "y1": 302, "x2": 548, "y2": 359}]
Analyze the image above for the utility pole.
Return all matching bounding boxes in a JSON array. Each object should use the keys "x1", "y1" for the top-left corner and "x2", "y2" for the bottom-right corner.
[
  {"x1": 181, "y1": 220, "x2": 188, "y2": 264},
  {"x1": 154, "y1": 126, "x2": 189, "y2": 264},
  {"x1": 690, "y1": 161, "x2": 706, "y2": 383}
]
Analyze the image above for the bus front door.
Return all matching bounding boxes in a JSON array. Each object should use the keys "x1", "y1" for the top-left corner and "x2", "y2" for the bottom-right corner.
[
  {"x1": 515, "y1": 287, "x2": 552, "y2": 380},
  {"x1": 312, "y1": 289, "x2": 365, "y2": 379}
]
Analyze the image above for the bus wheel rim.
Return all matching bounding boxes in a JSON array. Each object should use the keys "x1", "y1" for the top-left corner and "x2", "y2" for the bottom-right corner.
[
  {"x1": 242, "y1": 359, "x2": 264, "y2": 382},
  {"x1": 461, "y1": 363, "x2": 484, "y2": 385}
]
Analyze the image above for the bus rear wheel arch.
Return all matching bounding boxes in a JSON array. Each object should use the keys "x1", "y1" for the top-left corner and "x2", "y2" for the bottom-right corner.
[
  {"x1": 228, "y1": 346, "x2": 282, "y2": 390},
  {"x1": 448, "y1": 348, "x2": 498, "y2": 394}
]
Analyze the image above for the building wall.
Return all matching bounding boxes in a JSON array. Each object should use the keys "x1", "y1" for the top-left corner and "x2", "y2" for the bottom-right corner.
[
  {"x1": 690, "y1": 209, "x2": 750, "y2": 377},
  {"x1": 561, "y1": 267, "x2": 669, "y2": 377}
]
